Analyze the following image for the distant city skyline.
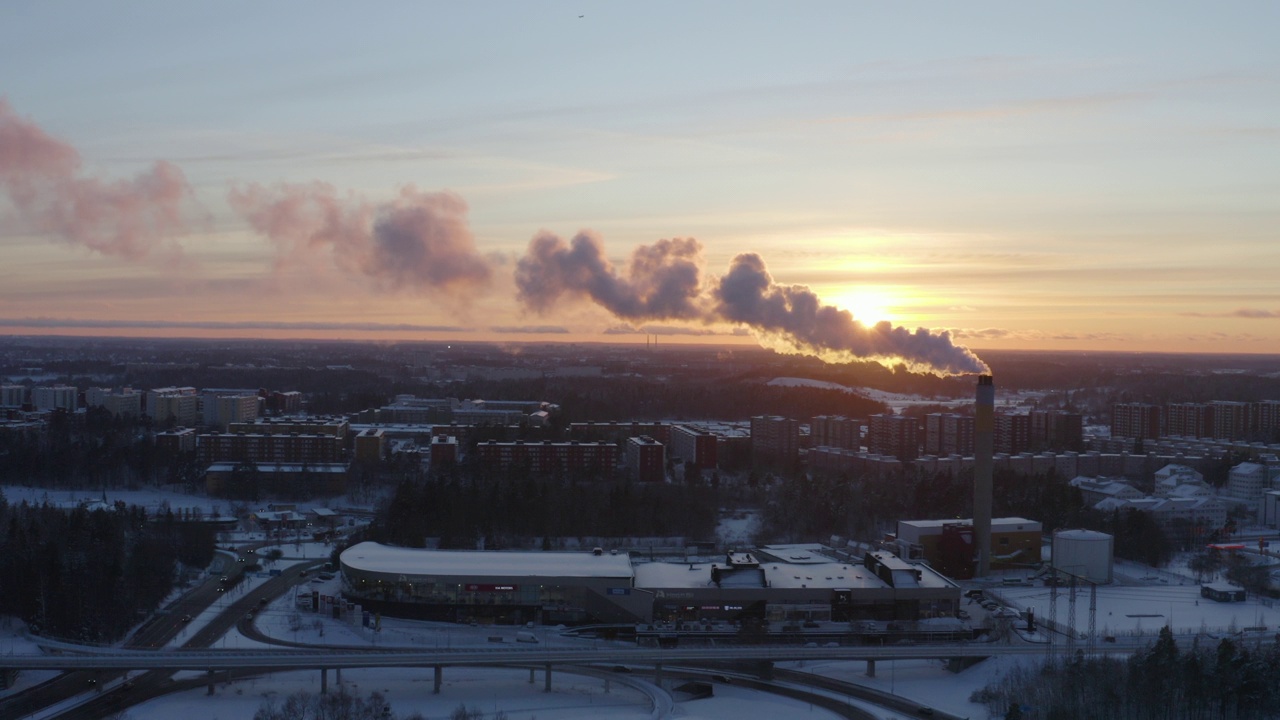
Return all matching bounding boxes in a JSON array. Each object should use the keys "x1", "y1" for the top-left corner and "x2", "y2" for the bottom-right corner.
[{"x1": 1, "y1": 2, "x2": 1278, "y2": 366}]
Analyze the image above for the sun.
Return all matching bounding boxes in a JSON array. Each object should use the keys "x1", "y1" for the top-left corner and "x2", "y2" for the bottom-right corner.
[{"x1": 827, "y1": 288, "x2": 897, "y2": 325}]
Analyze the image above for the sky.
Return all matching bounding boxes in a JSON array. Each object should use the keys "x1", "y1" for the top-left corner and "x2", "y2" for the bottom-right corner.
[{"x1": 1, "y1": 2, "x2": 1278, "y2": 372}]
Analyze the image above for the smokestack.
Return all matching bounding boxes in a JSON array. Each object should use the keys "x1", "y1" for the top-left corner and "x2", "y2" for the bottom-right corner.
[{"x1": 974, "y1": 374, "x2": 995, "y2": 577}]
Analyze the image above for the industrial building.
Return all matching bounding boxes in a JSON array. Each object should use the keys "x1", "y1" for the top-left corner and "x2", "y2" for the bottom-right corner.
[
  {"x1": 893, "y1": 517, "x2": 1042, "y2": 580},
  {"x1": 1051, "y1": 529, "x2": 1114, "y2": 584},
  {"x1": 339, "y1": 542, "x2": 961, "y2": 626}
]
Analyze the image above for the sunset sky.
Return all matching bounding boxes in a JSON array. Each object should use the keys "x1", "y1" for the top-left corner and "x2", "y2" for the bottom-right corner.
[{"x1": 1, "y1": 2, "x2": 1278, "y2": 366}]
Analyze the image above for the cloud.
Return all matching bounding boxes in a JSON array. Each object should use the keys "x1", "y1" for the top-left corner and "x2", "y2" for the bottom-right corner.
[
  {"x1": 488, "y1": 325, "x2": 570, "y2": 334},
  {"x1": 0, "y1": 99, "x2": 195, "y2": 263},
  {"x1": 228, "y1": 183, "x2": 493, "y2": 295},
  {"x1": 515, "y1": 234, "x2": 988, "y2": 376},
  {"x1": 1180, "y1": 308, "x2": 1280, "y2": 319},
  {"x1": 0, "y1": 317, "x2": 470, "y2": 333},
  {"x1": 602, "y1": 324, "x2": 750, "y2": 336}
]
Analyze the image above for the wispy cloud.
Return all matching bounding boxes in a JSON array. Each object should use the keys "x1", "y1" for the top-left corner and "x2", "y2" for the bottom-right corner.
[
  {"x1": 488, "y1": 325, "x2": 569, "y2": 334},
  {"x1": 603, "y1": 324, "x2": 749, "y2": 337},
  {"x1": 1180, "y1": 308, "x2": 1280, "y2": 319},
  {"x1": 0, "y1": 317, "x2": 471, "y2": 333}
]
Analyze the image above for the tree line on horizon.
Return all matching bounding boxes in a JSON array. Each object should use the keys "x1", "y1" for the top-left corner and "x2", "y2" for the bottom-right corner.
[
  {"x1": 975, "y1": 627, "x2": 1280, "y2": 719},
  {"x1": 0, "y1": 494, "x2": 215, "y2": 642}
]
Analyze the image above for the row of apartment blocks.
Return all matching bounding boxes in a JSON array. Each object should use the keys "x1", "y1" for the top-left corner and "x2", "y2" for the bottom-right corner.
[
  {"x1": 0, "y1": 383, "x2": 303, "y2": 428},
  {"x1": 750, "y1": 410, "x2": 1083, "y2": 467},
  {"x1": 808, "y1": 445, "x2": 1214, "y2": 482},
  {"x1": 1112, "y1": 400, "x2": 1280, "y2": 442},
  {"x1": 358, "y1": 396, "x2": 558, "y2": 427}
]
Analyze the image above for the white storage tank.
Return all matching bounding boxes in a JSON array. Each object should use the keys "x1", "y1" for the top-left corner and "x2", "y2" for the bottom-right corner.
[{"x1": 1051, "y1": 529, "x2": 1113, "y2": 584}]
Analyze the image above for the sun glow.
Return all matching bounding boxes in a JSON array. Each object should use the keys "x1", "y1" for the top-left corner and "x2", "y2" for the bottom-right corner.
[{"x1": 826, "y1": 288, "x2": 898, "y2": 325}]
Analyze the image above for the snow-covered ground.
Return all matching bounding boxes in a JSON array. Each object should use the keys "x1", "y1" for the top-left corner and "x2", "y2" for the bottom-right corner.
[
  {"x1": 126, "y1": 664, "x2": 864, "y2": 720},
  {"x1": 990, "y1": 582, "x2": 1279, "y2": 638},
  {"x1": 0, "y1": 484, "x2": 372, "y2": 517}
]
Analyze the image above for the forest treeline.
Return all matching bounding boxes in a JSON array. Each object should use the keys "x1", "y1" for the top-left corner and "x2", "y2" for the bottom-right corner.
[
  {"x1": 975, "y1": 628, "x2": 1280, "y2": 719},
  {"x1": 368, "y1": 470, "x2": 719, "y2": 549},
  {"x1": 0, "y1": 493, "x2": 216, "y2": 642}
]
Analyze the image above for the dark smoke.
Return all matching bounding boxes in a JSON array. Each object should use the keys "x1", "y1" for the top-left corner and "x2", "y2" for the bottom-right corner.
[
  {"x1": 514, "y1": 231, "x2": 704, "y2": 320},
  {"x1": 229, "y1": 183, "x2": 492, "y2": 294},
  {"x1": 515, "y1": 233, "x2": 988, "y2": 375},
  {"x1": 715, "y1": 253, "x2": 989, "y2": 374},
  {"x1": 0, "y1": 99, "x2": 193, "y2": 263}
]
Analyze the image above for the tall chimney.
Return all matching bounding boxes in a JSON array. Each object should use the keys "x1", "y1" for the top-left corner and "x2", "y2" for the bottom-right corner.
[{"x1": 974, "y1": 374, "x2": 995, "y2": 577}]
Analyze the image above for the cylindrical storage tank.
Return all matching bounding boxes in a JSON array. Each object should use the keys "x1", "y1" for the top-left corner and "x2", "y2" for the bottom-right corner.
[{"x1": 1051, "y1": 529, "x2": 1113, "y2": 584}]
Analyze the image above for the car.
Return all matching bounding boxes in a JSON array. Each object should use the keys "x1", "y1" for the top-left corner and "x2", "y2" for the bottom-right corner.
[
  {"x1": 992, "y1": 608, "x2": 1021, "y2": 619},
  {"x1": 220, "y1": 575, "x2": 228, "y2": 582},
  {"x1": 299, "y1": 569, "x2": 309, "y2": 577},
  {"x1": 237, "y1": 557, "x2": 245, "y2": 563},
  {"x1": 957, "y1": 610, "x2": 970, "y2": 620},
  {"x1": 245, "y1": 613, "x2": 254, "y2": 620},
  {"x1": 181, "y1": 614, "x2": 192, "y2": 623},
  {"x1": 216, "y1": 587, "x2": 225, "y2": 593},
  {"x1": 259, "y1": 597, "x2": 269, "y2": 605},
  {"x1": 610, "y1": 665, "x2": 633, "y2": 674}
]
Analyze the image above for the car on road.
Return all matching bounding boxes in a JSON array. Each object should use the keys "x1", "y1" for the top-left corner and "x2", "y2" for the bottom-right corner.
[{"x1": 181, "y1": 614, "x2": 192, "y2": 623}]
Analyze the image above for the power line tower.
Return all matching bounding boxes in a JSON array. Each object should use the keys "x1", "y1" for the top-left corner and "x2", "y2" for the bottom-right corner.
[
  {"x1": 1066, "y1": 575, "x2": 1078, "y2": 658},
  {"x1": 1087, "y1": 582, "x2": 1098, "y2": 656},
  {"x1": 1046, "y1": 569, "x2": 1058, "y2": 658}
]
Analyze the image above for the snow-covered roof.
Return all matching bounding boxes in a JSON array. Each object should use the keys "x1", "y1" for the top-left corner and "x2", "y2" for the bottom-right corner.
[
  {"x1": 341, "y1": 542, "x2": 634, "y2": 580},
  {"x1": 898, "y1": 517, "x2": 1041, "y2": 532},
  {"x1": 758, "y1": 544, "x2": 839, "y2": 564},
  {"x1": 1054, "y1": 529, "x2": 1111, "y2": 541},
  {"x1": 633, "y1": 562, "x2": 731, "y2": 589},
  {"x1": 765, "y1": 562, "x2": 886, "y2": 590}
]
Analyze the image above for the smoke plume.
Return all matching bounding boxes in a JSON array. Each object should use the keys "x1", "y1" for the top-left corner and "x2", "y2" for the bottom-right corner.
[
  {"x1": 229, "y1": 183, "x2": 493, "y2": 294},
  {"x1": 515, "y1": 233, "x2": 988, "y2": 375},
  {"x1": 0, "y1": 99, "x2": 193, "y2": 262},
  {"x1": 715, "y1": 253, "x2": 988, "y2": 374},
  {"x1": 515, "y1": 231, "x2": 705, "y2": 320}
]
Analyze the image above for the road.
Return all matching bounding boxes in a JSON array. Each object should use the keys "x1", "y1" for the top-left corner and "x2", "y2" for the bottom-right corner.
[{"x1": 0, "y1": 546, "x2": 324, "y2": 720}]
